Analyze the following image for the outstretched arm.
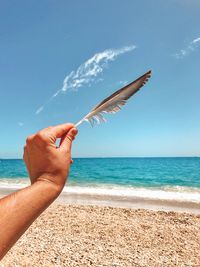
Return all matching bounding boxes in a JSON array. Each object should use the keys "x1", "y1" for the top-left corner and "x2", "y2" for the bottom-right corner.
[{"x1": 0, "y1": 123, "x2": 78, "y2": 259}]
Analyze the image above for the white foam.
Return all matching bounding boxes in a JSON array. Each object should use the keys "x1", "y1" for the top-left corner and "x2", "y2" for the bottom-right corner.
[
  {"x1": 0, "y1": 179, "x2": 200, "y2": 203},
  {"x1": 0, "y1": 178, "x2": 28, "y2": 190},
  {"x1": 62, "y1": 185, "x2": 200, "y2": 203}
]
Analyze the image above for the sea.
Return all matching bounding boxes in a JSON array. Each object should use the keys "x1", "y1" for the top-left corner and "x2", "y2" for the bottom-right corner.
[{"x1": 0, "y1": 157, "x2": 200, "y2": 203}]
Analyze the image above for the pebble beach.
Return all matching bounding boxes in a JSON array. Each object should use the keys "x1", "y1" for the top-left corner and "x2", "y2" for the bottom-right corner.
[{"x1": 1, "y1": 203, "x2": 200, "y2": 267}]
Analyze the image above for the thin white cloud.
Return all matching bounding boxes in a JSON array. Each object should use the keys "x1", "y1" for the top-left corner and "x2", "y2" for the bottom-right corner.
[
  {"x1": 192, "y1": 37, "x2": 200, "y2": 44},
  {"x1": 174, "y1": 36, "x2": 200, "y2": 59},
  {"x1": 60, "y1": 45, "x2": 136, "y2": 93},
  {"x1": 35, "y1": 45, "x2": 136, "y2": 114},
  {"x1": 35, "y1": 106, "x2": 44, "y2": 115}
]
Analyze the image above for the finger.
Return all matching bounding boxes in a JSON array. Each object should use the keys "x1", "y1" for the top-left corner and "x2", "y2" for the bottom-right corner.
[
  {"x1": 42, "y1": 123, "x2": 74, "y2": 139},
  {"x1": 59, "y1": 127, "x2": 78, "y2": 147},
  {"x1": 60, "y1": 127, "x2": 78, "y2": 152}
]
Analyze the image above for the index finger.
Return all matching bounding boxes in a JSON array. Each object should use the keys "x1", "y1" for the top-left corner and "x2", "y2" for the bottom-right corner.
[{"x1": 42, "y1": 123, "x2": 74, "y2": 139}]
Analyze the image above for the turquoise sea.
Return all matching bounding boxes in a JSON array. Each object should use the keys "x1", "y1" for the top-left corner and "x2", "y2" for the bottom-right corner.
[{"x1": 0, "y1": 157, "x2": 200, "y2": 202}]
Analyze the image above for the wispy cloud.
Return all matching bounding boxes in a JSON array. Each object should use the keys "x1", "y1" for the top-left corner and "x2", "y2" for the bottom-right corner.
[
  {"x1": 192, "y1": 37, "x2": 200, "y2": 44},
  {"x1": 35, "y1": 45, "x2": 136, "y2": 114},
  {"x1": 60, "y1": 45, "x2": 136, "y2": 93},
  {"x1": 35, "y1": 106, "x2": 44, "y2": 115},
  {"x1": 174, "y1": 36, "x2": 200, "y2": 59}
]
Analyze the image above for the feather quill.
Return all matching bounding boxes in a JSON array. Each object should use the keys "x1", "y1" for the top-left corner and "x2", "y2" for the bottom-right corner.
[{"x1": 75, "y1": 70, "x2": 152, "y2": 127}]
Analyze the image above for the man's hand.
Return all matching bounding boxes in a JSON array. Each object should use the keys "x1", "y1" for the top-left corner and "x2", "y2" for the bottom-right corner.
[
  {"x1": 0, "y1": 123, "x2": 78, "y2": 260},
  {"x1": 23, "y1": 123, "x2": 78, "y2": 193}
]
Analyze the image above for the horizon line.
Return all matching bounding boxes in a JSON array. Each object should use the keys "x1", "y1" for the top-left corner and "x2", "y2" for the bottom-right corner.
[{"x1": 1, "y1": 156, "x2": 199, "y2": 160}]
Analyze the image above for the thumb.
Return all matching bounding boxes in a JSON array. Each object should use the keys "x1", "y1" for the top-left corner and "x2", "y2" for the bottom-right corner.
[{"x1": 60, "y1": 127, "x2": 78, "y2": 152}]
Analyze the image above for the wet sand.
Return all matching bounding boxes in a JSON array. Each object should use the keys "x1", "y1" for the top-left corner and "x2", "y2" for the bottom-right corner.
[{"x1": 0, "y1": 186, "x2": 200, "y2": 214}]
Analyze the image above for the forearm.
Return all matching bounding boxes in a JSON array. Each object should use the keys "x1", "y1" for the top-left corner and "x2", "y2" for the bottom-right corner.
[{"x1": 0, "y1": 180, "x2": 61, "y2": 259}]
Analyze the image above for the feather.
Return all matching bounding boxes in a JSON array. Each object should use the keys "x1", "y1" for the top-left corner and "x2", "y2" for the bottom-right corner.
[{"x1": 75, "y1": 70, "x2": 152, "y2": 127}]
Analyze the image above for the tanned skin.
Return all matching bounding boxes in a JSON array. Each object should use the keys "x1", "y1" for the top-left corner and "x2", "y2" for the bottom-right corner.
[{"x1": 0, "y1": 123, "x2": 78, "y2": 260}]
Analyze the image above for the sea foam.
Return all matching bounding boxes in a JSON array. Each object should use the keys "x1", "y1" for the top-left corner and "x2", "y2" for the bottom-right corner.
[{"x1": 0, "y1": 179, "x2": 200, "y2": 203}]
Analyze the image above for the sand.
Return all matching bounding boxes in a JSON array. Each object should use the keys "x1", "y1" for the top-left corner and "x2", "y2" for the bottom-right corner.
[{"x1": 1, "y1": 203, "x2": 200, "y2": 267}]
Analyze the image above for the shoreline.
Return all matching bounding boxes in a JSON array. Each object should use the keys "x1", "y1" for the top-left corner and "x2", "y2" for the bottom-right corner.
[
  {"x1": 58, "y1": 191, "x2": 200, "y2": 214},
  {"x1": 0, "y1": 186, "x2": 200, "y2": 214}
]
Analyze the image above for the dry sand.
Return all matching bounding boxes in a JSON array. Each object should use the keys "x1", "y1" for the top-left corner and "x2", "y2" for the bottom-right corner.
[{"x1": 1, "y1": 204, "x2": 200, "y2": 267}]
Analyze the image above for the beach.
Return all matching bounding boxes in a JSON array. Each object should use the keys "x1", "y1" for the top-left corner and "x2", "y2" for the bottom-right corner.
[
  {"x1": 1, "y1": 200, "x2": 200, "y2": 267},
  {"x1": 1, "y1": 158, "x2": 200, "y2": 266}
]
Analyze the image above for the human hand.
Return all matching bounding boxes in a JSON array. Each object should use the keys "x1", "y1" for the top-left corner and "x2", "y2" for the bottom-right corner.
[{"x1": 23, "y1": 123, "x2": 78, "y2": 193}]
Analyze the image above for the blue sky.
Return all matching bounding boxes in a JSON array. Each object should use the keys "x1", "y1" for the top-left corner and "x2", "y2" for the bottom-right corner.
[{"x1": 0, "y1": 0, "x2": 200, "y2": 158}]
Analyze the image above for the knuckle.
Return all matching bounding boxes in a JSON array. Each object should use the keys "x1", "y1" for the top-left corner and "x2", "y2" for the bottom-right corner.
[
  {"x1": 35, "y1": 132, "x2": 43, "y2": 141},
  {"x1": 26, "y1": 136, "x2": 33, "y2": 144},
  {"x1": 34, "y1": 132, "x2": 48, "y2": 143},
  {"x1": 36, "y1": 132, "x2": 43, "y2": 139}
]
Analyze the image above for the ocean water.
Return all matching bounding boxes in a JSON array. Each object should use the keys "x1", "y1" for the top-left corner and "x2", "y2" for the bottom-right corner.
[{"x1": 0, "y1": 158, "x2": 200, "y2": 202}]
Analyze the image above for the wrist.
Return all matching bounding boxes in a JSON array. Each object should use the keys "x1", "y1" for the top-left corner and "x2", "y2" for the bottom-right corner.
[{"x1": 35, "y1": 177, "x2": 64, "y2": 198}]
